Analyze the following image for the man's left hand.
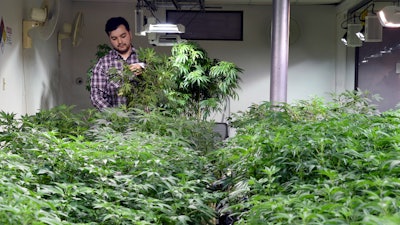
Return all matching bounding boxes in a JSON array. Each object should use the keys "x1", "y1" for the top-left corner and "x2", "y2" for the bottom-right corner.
[{"x1": 129, "y1": 63, "x2": 145, "y2": 76}]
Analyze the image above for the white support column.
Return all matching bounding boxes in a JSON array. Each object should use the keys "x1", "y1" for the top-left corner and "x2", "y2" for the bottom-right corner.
[{"x1": 270, "y1": 0, "x2": 290, "y2": 105}]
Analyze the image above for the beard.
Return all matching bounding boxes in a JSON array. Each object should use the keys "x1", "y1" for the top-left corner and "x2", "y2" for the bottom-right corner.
[{"x1": 115, "y1": 43, "x2": 130, "y2": 54}]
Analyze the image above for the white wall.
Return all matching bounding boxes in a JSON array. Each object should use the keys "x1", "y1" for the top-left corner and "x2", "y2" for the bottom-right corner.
[
  {"x1": 0, "y1": 0, "x2": 25, "y2": 114},
  {"x1": 70, "y1": 1, "x2": 356, "y2": 120},
  {"x1": 0, "y1": 0, "x2": 73, "y2": 116},
  {"x1": 23, "y1": 0, "x2": 73, "y2": 115},
  {"x1": 0, "y1": 0, "x2": 361, "y2": 117},
  {"x1": 200, "y1": 4, "x2": 341, "y2": 118}
]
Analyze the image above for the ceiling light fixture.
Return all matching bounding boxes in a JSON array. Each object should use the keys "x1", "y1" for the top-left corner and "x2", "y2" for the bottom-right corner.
[
  {"x1": 147, "y1": 33, "x2": 185, "y2": 46},
  {"x1": 378, "y1": 5, "x2": 400, "y2": 28},
  {"x1": 142, "y1": 23, "x2": 185, "y2": 34},
  {"x1": 138, "y1": 17, "x2": 185, "y2": 36}
]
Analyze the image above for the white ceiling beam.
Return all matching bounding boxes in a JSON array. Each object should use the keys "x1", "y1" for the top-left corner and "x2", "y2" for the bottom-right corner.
[
  {"x1": 72, "y1": 0, "x2": 346, "y2": 5},
  {"x1": 203, "y1": 0, "x2": 345, "y2": 5}
]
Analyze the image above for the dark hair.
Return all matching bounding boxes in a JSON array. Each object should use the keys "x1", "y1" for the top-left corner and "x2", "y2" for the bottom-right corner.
[{"x1": 105, "y1": 17, "x2": 130, "y2": 35}]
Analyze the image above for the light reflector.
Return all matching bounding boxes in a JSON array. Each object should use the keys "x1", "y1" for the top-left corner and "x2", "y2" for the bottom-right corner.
[{"x1": 378, "y1": 5, "x2": 400, "y2": 28}]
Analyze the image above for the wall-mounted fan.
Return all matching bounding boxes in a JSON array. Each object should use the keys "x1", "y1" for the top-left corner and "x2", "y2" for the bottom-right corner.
[
  {"x1": 23, "y1": 0, "x2": 60, "y2": 48},
  {"x1": 57, "y1": 12, "x2": 84, "y2": 53},
  {"x1": 268, "y1": 17, "x2": 301, "y2": 46}
]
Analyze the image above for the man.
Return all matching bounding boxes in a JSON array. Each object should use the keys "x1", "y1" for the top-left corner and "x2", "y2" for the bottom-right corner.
[{"x1": 90, "y1": 17, "x2": 144, "y2": 110}]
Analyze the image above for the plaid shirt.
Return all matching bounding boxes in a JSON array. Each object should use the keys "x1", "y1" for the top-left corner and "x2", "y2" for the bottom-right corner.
[{"x1": 90, "y1": 46, "x2": 140, "y2": 110}]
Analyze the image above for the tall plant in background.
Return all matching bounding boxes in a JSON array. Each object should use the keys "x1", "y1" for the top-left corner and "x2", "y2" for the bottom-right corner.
[
  {"x1": 86, "y1": 42, "x2": 243, "y2": 120},
  {"x1": 168, "y1": 42, "x2": 243, "y2": 120}
]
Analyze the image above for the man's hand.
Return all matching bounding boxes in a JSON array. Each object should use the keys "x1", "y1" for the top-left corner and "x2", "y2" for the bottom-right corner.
[{"x1": 129, "y1": 63, "x2": 145, "y2": 76}]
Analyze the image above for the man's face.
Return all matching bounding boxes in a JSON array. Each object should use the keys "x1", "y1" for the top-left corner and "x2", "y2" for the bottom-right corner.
[{"x1": 109, "y1": 24, "x2": 132, "y2": 54}]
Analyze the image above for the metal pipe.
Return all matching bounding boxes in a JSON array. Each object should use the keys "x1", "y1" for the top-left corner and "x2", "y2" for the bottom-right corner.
[
  {"x1": 270, "y1": 0, "x2": 290, "y2": 105},
  {"x1": 171, "y1": 0, "x2": 181, "y2": 10}
]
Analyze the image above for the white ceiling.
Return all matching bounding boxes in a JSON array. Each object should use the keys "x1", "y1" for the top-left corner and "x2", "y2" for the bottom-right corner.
[
  {"x1": 199, "y1": 0, "x2": 345, "y2": 5},
  {"x1": 72, "y1": 0, "x2": 346, "y2": 5}
]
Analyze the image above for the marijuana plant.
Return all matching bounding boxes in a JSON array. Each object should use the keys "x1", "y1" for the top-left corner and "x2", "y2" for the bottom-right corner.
[
  {"x1": 108, "y1": 47, "x2": 174, "y2": 111},
  {"x1": 211, "y1": 90, "x2": 400, "y2": 224},
  {"x1": 168, "y1": 42, "x2": 243, "y2": 120},
  {"x1": 87, "y1": 42, "x2": 243, "y2": 120}
]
